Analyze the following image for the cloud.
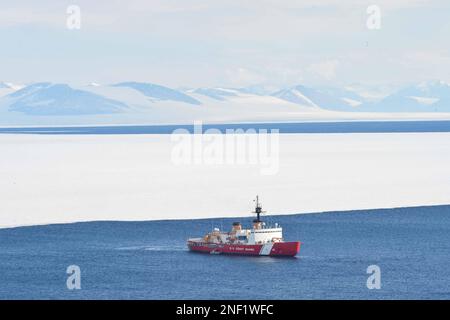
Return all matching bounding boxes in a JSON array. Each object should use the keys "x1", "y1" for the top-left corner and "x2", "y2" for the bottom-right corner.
[
  {"x1": 225, "y1": 68, "x2": 267, "y2": 87},
  {"x1": 0, "y1": 0, "x2": 448, "y2": 87},
  {"x1": 307, "y1": 60, "x2": 340, "y2": 81},
  {"x1": 401, "y1": 50, "x2": 450, "y2": 67},
  {"x1": 0, "y1": 0, "x2": 437, "y2": 29}
]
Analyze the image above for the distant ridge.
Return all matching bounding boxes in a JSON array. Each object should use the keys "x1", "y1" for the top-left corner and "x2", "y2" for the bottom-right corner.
[
  {"x1": 6, "y1": 83, "x2": 127, "y2": 115},
  {"x1": 0, "y1": 80, "x2": 449, "y2": 126},
  {"x1": 113, "y1": 82, "x2": 201, "y2": 105}
]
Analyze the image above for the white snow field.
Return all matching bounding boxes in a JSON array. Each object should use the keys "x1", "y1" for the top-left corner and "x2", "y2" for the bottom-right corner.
[{"x1": 1, "y1": 133, "x2": 450, "y2": 228}]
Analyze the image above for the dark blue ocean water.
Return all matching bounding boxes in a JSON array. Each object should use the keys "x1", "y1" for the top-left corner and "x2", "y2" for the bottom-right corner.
[
  {"x1": 1, "y1": 120, "x2": 450, "y2": 134},
  {"x1": 0, "y1": 205, "x2": 449, "y2": 300}
]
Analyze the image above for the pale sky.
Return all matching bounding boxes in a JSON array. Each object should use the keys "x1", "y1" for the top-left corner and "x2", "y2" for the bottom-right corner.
[{"x1": 0, "y1": 0, "x2": 449, "y2": 88}]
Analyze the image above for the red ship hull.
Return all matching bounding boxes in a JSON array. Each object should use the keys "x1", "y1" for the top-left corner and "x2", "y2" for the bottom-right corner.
[{"x1": 187, "y1": 240, "x2": 301, "y2": 257}]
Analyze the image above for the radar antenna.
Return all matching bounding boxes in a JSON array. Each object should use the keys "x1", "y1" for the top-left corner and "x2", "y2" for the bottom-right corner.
[{"x1": 252, "y1": 195, "x2": 266, "y2": 222}]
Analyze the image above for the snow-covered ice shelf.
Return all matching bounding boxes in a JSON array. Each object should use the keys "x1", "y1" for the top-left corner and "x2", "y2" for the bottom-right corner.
[{"x1": 1, "y1": 133, "x2": 449, "y2": 228}]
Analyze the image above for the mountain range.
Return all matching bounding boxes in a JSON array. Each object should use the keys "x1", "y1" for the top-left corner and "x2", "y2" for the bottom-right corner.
[{"x1": 0, "y1": 80, "x2": 449, "y2": 125}]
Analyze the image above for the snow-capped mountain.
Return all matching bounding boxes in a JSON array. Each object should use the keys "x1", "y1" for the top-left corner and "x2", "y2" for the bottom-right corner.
[
  {"x1": 0, "y1": 81, "x2": 23, "y2": 90},
  {"x1": 0, "y1": 80, "x2": 449, "y2": 126},
  {"x1": 188, "y1": 87, "x2": 239, "y2": 101},
  {"x1": 0, "y1": 81, "x2": 24, "y2": 98},
  {"x1": 113, "y1": 82, "x2": 201, "y2": 105},
  {"x1": 187, "y1": 85, "x2": 277, "y2": 101},
  {"x1": 363, "y1": 81, "x2": 450, "y2": 112},
  {"x1": 235, "y1": 85, "x2": 277, "y2": 96},
  {"x1": 5, "y1": 83, "x2": 127, "y2": 115},
  {"x1": 0, "y1": 81, "x2": 322, "y2": 125},
  {"x1": 273, "y1": 85, "x2": 364, "y2": 111},
  {"x1": 344, "y1": 83, "x2": 396, "y2": 102}
]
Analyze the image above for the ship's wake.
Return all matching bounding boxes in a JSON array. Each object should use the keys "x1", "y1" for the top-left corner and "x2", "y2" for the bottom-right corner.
[{"x1": 115, "y1": 245, "x2": 187, "y2": 251}]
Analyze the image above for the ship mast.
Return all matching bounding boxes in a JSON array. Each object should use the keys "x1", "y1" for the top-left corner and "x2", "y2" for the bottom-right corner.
[{"x1": 253, "y1": 195, "x2": 264, "y2": 222}]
